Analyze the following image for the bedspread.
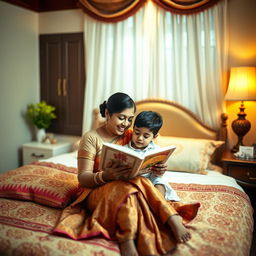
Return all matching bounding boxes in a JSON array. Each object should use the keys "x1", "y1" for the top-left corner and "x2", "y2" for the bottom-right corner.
[{"x1": 0, "y1": 183, "x2": 253, "y2": 256}]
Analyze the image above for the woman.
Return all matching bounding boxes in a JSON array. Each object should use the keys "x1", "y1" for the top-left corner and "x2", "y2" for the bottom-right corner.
[{"x1": 54, "y1": 92, "x2": 199, "y2": 256}]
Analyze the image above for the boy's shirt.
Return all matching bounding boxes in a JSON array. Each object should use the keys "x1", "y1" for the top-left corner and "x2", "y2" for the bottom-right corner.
[
  {"x1": 125, "y1": 140, "x2": 181, "y2": 201},
  {"x1": 124, "y1": 141, "x2": 159, "y2": 155}
]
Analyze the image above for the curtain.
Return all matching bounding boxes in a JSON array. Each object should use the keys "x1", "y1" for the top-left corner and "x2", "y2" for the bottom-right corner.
[
  {"x1": 79, "y1": 0, "x2": 223, "y2": 22},
  {"x1": 152, "y1": 0, "x2": 222, "y2": 14},
  {"x1": 82, "y1": 0, "x2": 228, "y2": 132},
  {"x1": 79, "y1": 0, "x2": 147, "y2": 22}
]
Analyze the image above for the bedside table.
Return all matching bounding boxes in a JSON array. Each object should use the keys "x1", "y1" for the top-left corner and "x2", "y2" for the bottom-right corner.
[
  {"x1": 222, "y1": 149, "x2": 256, "y2": 216},
  {"x1": 222, "y1": 150, "x2": 256, "y2": 188},
  {"x1": 22, "y1": 141, "x2": 72, "y2": 165}
]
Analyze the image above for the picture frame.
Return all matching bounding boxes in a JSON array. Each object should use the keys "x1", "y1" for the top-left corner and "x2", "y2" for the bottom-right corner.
[
  {"x1": 239, "y1": 146, "x2": 254, "y2": 159},
  {"x1": 253, "y1": 144, "x2": 256, "y2": 158}
]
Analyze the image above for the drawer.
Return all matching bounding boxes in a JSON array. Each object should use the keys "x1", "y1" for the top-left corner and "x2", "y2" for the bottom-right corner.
[
  {"x1": 23, "y1": 148, "x2": 52, "y2": 165},
  {"x1": 229, "y1": 165, "x2": 256, "y2": 184}
]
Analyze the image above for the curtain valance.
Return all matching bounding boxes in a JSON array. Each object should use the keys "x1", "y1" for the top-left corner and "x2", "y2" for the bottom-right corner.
[
  {"x1": 79, "y1": 0, "x2": 223, "y2": 22},
  {"x1": 152, "y1": 0, "x2": 222, "y2": 14},
  {"x1": 78, "y1": 0, "x2": 147, "y2": 22}
]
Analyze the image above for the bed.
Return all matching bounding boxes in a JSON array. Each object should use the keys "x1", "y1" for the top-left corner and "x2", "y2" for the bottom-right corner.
[{"x1": 0, "y1": 99, "x2": 254, "y2": 256}]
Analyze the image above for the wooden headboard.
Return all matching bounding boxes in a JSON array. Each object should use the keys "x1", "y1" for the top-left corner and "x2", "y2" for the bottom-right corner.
[
  {"x1": 135, "y1": 99, "x2": 227, "y2": 141},
  {"x1": 92, "y1": 98, "x2": 227, "y2": 142}
]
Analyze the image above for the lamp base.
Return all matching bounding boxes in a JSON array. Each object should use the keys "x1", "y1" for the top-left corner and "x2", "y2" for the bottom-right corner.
[
  {"x1": 231, "y1": 101, "x2": 251, "y2": 153},
  {"x1": 231, "y1": 136, "x2": 245, "y2": 153}
]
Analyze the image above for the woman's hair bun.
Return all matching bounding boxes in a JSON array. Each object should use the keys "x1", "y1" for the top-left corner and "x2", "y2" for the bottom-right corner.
[{"x1": 99, "y1": 101, "x2": 107, "y2": 117}]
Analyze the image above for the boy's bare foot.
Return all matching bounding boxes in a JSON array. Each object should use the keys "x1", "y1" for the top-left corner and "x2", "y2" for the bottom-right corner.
[
  {"x1": 119, "y1": 239, "x2": 138, "y2": 256},
  {"x1": 167, "y1": 215, "x2": 191, "y2": 243}
]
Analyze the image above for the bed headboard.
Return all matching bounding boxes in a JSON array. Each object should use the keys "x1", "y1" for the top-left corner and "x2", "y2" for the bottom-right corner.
[{"x1": 92, "y1": 98, "x2": 227, "y2": 143}]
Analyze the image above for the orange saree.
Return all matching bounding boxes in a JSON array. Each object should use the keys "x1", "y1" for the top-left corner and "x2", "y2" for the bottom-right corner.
[{"x1": 53, "y1": 129, "x2": 199, "y2": 256}]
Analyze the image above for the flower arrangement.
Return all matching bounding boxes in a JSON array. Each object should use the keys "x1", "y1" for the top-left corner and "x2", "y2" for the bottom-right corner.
[{"x1": 27, "y1": 101, "x2": 56, "y2": 129}]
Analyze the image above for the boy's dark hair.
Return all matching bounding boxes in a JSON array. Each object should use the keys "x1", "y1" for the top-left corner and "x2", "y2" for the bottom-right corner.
[{"x1": 134, "y1": 111, "x2": 163, "y2": 135}]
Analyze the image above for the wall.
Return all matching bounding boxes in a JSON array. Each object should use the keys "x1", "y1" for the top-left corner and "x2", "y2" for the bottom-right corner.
[
  {"x1": 227, "y1": 0, "x2": 256, "y2": 149},
  {"x1": 0, "y1": 2, "x2": 39, "y2": 173},
  {"x1": 39, "y1": 9, "x2": 84, "y2": 34},
  {"x1": 0, "y1": 4, "x2": 84, "y2": 173}
]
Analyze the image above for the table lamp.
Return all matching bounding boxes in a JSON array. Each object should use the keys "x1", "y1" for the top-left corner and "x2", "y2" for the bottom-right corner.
[{"x1": 225, "y1": 66, "x2": 256, "y2": 152}]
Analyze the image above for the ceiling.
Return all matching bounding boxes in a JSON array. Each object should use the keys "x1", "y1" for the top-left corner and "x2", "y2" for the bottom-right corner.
[{"x1": 2, "y1": 0, "x2": 79, "y2": 12}]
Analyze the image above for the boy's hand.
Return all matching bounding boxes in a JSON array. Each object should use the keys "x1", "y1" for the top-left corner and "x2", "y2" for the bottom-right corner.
[{"x1": 151, "y1": 163, "x2": 167, "y2": 177}]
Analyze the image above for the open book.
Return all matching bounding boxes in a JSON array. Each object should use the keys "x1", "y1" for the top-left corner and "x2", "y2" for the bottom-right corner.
[{"x1": 99, "y1": 143, "x2": 176, "y2": 177}]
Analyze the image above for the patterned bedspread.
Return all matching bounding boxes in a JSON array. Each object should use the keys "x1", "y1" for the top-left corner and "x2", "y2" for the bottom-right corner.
[{"x1": 0, "y1": 183, "x2": 254, "y2": 256}]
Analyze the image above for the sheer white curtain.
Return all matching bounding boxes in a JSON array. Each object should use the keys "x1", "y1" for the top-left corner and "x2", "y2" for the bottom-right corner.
[{"x1": 82, "y1": 0, "x2": 228, "y2": 132}]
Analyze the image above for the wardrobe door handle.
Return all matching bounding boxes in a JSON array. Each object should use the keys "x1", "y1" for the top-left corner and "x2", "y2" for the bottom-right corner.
[
  {"x1": 57, "y1": 78, "x2": 62, "y2": 96},
  {"x1": 63, "y1": 79, "x2": 67, "y2": 96}
]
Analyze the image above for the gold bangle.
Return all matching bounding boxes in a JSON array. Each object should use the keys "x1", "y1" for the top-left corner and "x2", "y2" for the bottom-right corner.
[
  {"x1": 93, "y1": 172, "x2": 100, "y2": 185},
  {"x1": 98, "y1": 172, "x2": 106, "y2": 184}
]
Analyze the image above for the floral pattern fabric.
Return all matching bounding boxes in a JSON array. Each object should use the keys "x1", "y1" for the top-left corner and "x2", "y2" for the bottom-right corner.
[
  {"x1": 0, "y1": 183, "x2": 253, "y2": 256},
  {"x1": 0, "y1": 162, "x2": 80, "y2": 208}
]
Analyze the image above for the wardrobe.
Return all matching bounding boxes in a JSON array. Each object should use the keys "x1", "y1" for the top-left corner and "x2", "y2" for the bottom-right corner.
[{"x1": 40, "y1": 32, "x2": 85, "y2": 136}]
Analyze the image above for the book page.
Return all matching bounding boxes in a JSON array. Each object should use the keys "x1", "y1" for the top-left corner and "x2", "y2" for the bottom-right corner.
[
  {"x1": 100, "y1": 143, "x2": 176, "y2": 177},
  {"x1": 140, "y1": 150, "x2": 172, "y2": 170},
  {"x1": 100, "y1": 146, "x2": 143, "y2": 176}
]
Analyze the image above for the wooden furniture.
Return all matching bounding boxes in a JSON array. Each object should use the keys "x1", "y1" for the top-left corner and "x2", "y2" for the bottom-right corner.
[
  {"x1": 40, "y1": 33, "x2": 85, "y2": 136},
  {"x1": 2, "y1": 0, "x2": 79, "y2": 12},
  {"x1": 222, "y1": 149, "x2": 256, "y2": 227},
  {"x1": 222, "y1": 150, "x2": 256, "y2": 188},
  {"x1": 22, "y1": 141, "x2": 72, "y2": 165}
]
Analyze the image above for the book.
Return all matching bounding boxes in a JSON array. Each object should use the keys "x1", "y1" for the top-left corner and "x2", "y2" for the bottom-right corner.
[{"x1": 99, "y1": 142, "x2": 176, "y2": 177}]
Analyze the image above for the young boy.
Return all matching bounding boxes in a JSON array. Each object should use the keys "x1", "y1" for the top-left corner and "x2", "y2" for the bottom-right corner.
[{"x1": 125, "y1": 111, "x2": 180, "y2": 202}]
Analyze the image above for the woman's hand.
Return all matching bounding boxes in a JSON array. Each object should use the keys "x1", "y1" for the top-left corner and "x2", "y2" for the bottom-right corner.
[
  {"x1": 150, "y1": 162, "x2": 167, "y2": 177},
  {"x1": 103, "y1": 161, "x2": 134, "y2": 182}
]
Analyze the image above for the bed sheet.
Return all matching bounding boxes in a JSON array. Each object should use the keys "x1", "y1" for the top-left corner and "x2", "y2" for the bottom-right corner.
[
  {"x1": 0, "y1": 152, "x2": 250, "y2": 255},
  {"x1": 0, "y1": 182, "x2": 253, "y2": 256}
]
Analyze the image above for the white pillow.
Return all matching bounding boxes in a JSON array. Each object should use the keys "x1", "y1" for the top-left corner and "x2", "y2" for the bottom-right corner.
[{"x1": 155, "y1": 136, "x2": 224, "y2": 174}]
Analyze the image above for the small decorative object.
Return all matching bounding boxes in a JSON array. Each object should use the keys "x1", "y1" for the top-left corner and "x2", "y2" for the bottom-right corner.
[
  {"x1": 42, "y1": 133, "x2": 58, "y2": 144},
  {"x1": 253, "y1": 144, "x2": 256, "y2": 158},
  {"x1": 27, "y1": 101, "x2": 56, "y2": 142},
  {"x1": 36, "y1": 128, "x2": 46, "y2": 143},
  {"x1": 234, "y1": 146, "x2": 254, "y2": 159}
]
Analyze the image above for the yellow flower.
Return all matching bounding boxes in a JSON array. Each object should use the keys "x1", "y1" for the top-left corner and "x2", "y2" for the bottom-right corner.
[{"x1": 27, "y1": 101, "x2": 56, "y2": 129}]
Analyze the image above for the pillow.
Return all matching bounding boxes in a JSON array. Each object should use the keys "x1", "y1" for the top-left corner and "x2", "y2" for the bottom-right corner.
[
  {"x1": 155, "y1": 136, "x2": 224, "y2": 174},
  {"x1": 0, "y1": 162, "x2": 80, "y2": 208}
]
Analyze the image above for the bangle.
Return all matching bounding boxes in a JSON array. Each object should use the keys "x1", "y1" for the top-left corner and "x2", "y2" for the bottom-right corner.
[
  {"x1": 93, "y1": 172, "x2": 100, "y2": 185},
  {"x1": 98, "y1": 172, "x2": 106, "y2": 184}
]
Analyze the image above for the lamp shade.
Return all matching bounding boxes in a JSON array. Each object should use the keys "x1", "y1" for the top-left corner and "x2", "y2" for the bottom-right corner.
[{"x1": 225, "y1": 66, "x2": 256, "y2": 101}]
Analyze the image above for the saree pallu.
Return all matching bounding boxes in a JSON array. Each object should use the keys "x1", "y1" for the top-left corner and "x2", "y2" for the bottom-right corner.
[{"x1": 53, "y1": 176, "x2": 200, "y2": 256}]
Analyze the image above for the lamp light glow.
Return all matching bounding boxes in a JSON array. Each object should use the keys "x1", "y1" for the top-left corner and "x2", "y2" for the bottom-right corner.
[{"x1": 225, "y1": 66, "x2": 256, "y2": 152}]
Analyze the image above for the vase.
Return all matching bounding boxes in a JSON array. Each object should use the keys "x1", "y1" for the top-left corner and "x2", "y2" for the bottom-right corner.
[{"x1": 36, "y1": 128, "x2": 46, "y2": 143}]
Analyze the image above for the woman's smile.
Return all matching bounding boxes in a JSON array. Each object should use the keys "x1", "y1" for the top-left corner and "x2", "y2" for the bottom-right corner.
[{"x1": 107, "y1": 107, "x2": 135, "y2": 135}]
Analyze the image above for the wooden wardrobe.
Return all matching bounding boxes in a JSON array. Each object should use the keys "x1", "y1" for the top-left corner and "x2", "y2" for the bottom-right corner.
[{"x1": 40, "y1": 32, "x2": 85, "y2": 136}]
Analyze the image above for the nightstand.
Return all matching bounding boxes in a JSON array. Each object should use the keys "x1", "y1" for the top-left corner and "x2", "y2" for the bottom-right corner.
[
  {"x1": 222, "y1": 149, "x2": 256, "y2": 224},
  {"x1": 22, "y1": 141, "x2": 72, "y2": 165},
  {"x1": 221, "y1": 150, "x2": 256, "y2": 189}
]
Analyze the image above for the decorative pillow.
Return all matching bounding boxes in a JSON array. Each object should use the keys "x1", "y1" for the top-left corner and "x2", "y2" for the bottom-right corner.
[
  {"x1": 155, "y1": 136, "x2": 224, "y2": 174},
  {"x1": 0, "y1": 162, "x2": 80, "y2": 208}
]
